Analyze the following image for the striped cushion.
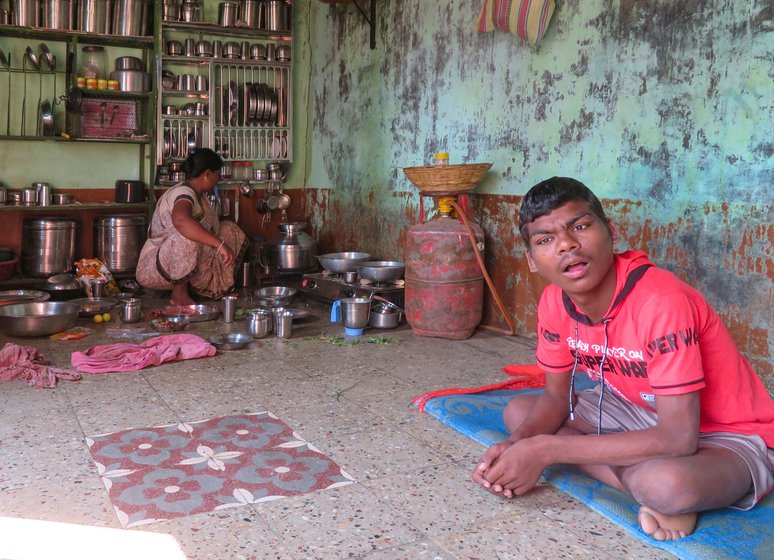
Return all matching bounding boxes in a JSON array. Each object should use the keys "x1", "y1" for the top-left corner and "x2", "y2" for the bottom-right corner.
[{"x1": 475, "y1": 0, "x2": 556, "y2": 46}]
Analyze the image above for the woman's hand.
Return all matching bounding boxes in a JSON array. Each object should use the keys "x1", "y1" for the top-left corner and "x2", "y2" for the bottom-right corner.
[{"x1": 217, "y1": 243, "x2": 236, "y2": 267}]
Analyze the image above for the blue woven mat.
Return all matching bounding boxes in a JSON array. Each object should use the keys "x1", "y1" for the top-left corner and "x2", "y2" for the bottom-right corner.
[{"x1": 420, "y1": 385, "x2": 774, "y2": 560}]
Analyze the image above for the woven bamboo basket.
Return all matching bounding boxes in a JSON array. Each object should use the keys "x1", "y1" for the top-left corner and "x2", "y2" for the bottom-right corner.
[{"x1": 403, "y1": 163, "x2": 492, "y2": 194}]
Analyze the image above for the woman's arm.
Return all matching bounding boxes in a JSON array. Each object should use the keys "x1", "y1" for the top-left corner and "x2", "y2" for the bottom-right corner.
[{"x1": 170, "y1": 200, "x2": 235, "y2": 266}]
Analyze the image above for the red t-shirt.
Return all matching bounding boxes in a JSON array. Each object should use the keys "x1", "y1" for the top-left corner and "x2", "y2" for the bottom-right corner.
[{"x1": 536, "y1": 250, "x2": 774, "y2": 447}]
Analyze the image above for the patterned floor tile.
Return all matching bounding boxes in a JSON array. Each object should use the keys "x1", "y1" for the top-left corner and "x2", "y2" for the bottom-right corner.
[{"x1": 86, "y1": 412, "x2": 354, "y2": 527}]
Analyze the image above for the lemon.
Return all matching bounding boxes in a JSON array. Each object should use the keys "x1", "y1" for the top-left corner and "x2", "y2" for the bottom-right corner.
[
  {"x1": 102, "y1": 313, "x2": 111, "y2": 322},
  {"x1": 93, "y1": 314, "x2": 104, "y2": 324}
]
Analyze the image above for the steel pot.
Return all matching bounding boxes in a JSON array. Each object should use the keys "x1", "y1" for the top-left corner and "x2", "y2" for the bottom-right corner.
[
  {"x1": 77, "y1": 0, "x2": 111, "y2": 33},
  {"x1": 370, "y1": 302, "x2": 402, "y2": 329},
  {"x1": 114, "y1": 56, "x2": 142, "y2": 71},
  {"x1": 218, "y1": 1, "x2": 239, "y2": 26},
  {"x1": 115, "y1": 180, "x2": 145, "y2": 203},
  {"x1": 12, "y1": 0, "x2": 41, "y2": 26},
  {"x1": 21, "y1": 217, "x2": 77, "y2": 278},
  {"x1": 109, "y1": 69, "x2": 151, "y2": 92},
  {"x1": 112, "y1": 0, "x2": 149, "y2": 36},
  {"x1": 94, "y1": 214, "x2": 147, "y2": 273},
  {"x1": 241, "y1": 0, "x2": 261, "y2": 28},
  {"x1": 195, "y1": 40, "x2": 212, "y2": 57},
  {"x1": 264, "y1": 222, "x2": 317, "y2": 274},
  {"x1": 52, "y1": 192, "x2": 74, "y2": 205},
  {"x1": 223, "y1": 41, "x2": 241, "y2": 59},
  {"x1": 42, "y1": 0, "x2": 73, "y2": 29},
  {"x1": 180, "y1": 0, "x2": 200, "y2": 22},
  {"x1": 167, "y1": 40, "x2": 183, "y2": 56}
]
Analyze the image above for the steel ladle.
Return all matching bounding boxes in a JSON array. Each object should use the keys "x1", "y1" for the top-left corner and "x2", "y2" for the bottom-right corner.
[
  {"x1": 39, "y1": 44, "x2": 56, "y2": 136},
  {"x1": 39, "y1": 45, "x2": 56, "y2": 104},
  {"x1": 22, "y1": 46, "x2": 40, "y2": 136},
  {"x1": 0, "y1": 48, "x2": 9, "y2": 135}
]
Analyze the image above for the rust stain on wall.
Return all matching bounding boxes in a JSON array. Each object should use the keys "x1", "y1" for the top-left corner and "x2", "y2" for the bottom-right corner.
[{"x1": 304, "y1": 188, "x2": 772, "y2": 392}]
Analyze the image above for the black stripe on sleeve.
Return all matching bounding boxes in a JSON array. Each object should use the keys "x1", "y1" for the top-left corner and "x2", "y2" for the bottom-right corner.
[
  {"x1": 537, "y1": 356, "x2": 576, "y2": 371},
  {"x1": 651, "y1": 377, "x2": 705, "y2": 390}
]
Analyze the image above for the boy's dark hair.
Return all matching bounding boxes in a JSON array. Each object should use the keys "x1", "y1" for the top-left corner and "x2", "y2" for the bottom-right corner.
[
  {"x1": 182, "y1": 148, "x2": 223, "y2": 178},
  {"x1": 518, "y1": 177, "x2": 607, "y2": 246}
]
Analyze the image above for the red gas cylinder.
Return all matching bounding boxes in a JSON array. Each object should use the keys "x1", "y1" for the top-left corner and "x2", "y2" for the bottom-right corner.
[{"x1": 404, "y1": 208, "x2": 484, "y2": 340}]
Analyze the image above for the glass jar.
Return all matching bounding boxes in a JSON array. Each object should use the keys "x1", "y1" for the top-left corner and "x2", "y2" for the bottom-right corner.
[
  {"x1": 232, "y1": 161, "x2": 244, "y2": 180},
  {"x1": 433, "y1": 152, "x2": 449, "y2": 166},
  {"x1": 79, "y1": 46, "x2": 107, "y2": 80},
  {"x1": 243, "y1": 161, "x2": 253, "y2": 180}
]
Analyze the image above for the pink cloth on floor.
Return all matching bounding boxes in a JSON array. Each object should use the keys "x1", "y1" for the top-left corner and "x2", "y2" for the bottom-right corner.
[
  {"x1": 0, "y1": 343, "x2": 82, "y2": 388},
  {"x1": 70, "y1": 333, "x2": 216, "y2": 373}
]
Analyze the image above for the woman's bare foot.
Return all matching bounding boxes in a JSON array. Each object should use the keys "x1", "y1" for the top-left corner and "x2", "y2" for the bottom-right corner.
[
  {"x1": 638, "y1": 506, "x2": 697, "y2": 541},
  {"x1": 170, "y1": 284, "x2": 195, "y2": 306}
]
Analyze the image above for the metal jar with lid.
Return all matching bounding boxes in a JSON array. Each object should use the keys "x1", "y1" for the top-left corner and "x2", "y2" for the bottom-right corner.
[
  {"x1": 265, "y1": 221, "x2": 317, "y2": 274},
  {"x1": 22, "y1": 217, "x2": 77, "y2": 277},
  {"x1": 94, "y1": 214, "x2": 147, "y2": 274}
]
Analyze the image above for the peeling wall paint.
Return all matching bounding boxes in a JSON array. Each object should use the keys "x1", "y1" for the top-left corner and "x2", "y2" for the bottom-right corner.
[{"x1": 292, "y1": 1, "x2": 773, "y2": 391}]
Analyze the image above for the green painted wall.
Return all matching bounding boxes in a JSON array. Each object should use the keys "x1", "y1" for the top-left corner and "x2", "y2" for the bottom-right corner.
[{"x1": 291, "y1": 1, "x2": 773, "y2": 383}]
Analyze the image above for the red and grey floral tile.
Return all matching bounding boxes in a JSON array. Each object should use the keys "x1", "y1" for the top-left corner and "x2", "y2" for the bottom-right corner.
[{"x1": 86, "y1": 412, "x2": 354, "y2": 527}]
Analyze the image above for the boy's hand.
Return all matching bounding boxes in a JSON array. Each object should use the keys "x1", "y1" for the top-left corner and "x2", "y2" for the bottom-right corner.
[
  {"x1": 472, "y1": 441, "x2": 511, "y2": 490},
  {"x1": 484, "y1": 437, "x2": 546, "y2": 497}
]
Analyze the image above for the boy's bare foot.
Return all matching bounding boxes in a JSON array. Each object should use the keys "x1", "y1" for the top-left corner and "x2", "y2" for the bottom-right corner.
[{"x1": 638, "y1": 506, "x2": 697, "y2": 541}]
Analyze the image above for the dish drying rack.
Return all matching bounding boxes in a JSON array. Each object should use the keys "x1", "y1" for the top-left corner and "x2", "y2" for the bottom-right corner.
[{"x1": 155, "y1": 60, "x2": 292, "y2": 166}]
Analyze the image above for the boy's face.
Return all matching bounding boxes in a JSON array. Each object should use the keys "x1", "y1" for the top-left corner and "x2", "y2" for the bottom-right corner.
[{"x1": 524, "y1": 200, "x2": 618, "y2": 303}]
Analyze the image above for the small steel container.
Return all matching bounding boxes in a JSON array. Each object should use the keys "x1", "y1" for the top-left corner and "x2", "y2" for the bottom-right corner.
[
  {"x1": 247, "y1": 309, "x2": 271, "y2": 338},
  {"x1": 120, "y1": 298, "x2": 142, "y2": 323},
  {"x1": 21, "y1": 187, "x2": 38, "y2": 206}
]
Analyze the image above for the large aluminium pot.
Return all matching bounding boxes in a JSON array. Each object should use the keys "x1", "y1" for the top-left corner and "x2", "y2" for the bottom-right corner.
[
  {"x1": 264, "y1": 222, "x2": 317, "y2": 274},
  {"x1": 22, "y1": 216, "x2": 77, "y2": 278},
  {"x1": 94, "y1": 214, "x2": 147, "y2": 274}
]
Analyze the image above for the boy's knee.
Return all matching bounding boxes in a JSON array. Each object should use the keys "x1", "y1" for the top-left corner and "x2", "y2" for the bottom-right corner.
[
  {"x1": 503, "y1": 395, "x2": 534, "y2": 432},
  {"x1": 626, "y1": 462, "x2": 700, "y2": 514}
]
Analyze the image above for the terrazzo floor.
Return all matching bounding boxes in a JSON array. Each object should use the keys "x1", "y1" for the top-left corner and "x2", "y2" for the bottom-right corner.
[{"x1": 0, "y1": 294, "x2": 675, "y2": 560}]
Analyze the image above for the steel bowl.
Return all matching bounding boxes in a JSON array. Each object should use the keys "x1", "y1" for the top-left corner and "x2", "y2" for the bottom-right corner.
[
  {"x1": 209, "y1": 332, "x2": 252, "y2": 350},
  {"x1": 356, "y1": 261, "x2": 405, "y2": 283},
  {"x1": 44, "y1": 273, "x2": 84, "y2": 300},
  {"x1": 150, "y1": 316, "x2": 189, "y2": 333},
  {"x1": 70, "y1": 297, "x2": 119, "y2": 317},
  {"x1": 316, "y1": 252, "x2": 372, "y2": 274},
  {"x1": 0, "y1": 289, "x2": 51, "y2": 306},
  {"x1": 161, "y1": 303, "x2": 220, "y2": 322},
  {"x1": 0, "y1": 301, "x2": 79, "y2": 337},
  {"x1": 253, "y1": 286, "x2": 297, "y2": 308}
]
